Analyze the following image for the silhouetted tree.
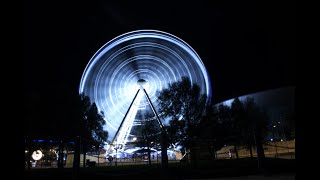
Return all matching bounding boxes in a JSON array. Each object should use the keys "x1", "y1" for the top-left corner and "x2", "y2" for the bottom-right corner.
[
  {"x1": 158, "y1": 76, "x2": 207, "y2": 167},
  {"x1": 82, "y1": 102, "x2": 108, "y2": 167},
  {"x1": 243, "y1": 97, "x2": 268, "y2": 168},
  {"x1": 72, "y1": 94, "x2": 90, "y2": 173},
  {"x1": 230, "y1": 98, "x2": 246, "y2": 159},
  {"x1": 72, "y1": 94, "x2": 108, "y2": 169},
  {"x1": 216, "y1": 103, "x2": 241, "y2": 158},
  {"x1": 198, "y1": 105, "x2": 226, "y2": 159},
  {"x1": 283, "y1": 111, "x2": 295, "y2": 140}
]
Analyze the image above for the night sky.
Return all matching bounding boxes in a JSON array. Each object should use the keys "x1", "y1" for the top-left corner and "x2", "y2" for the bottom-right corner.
[{"x1": 24, "y1": 1, "x2": 296, "y2": 136}]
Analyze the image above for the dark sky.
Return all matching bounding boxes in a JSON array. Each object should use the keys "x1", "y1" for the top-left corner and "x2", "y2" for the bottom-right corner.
[{"x1": 24, "y1": 1, "x2": 295, "y2": 136}]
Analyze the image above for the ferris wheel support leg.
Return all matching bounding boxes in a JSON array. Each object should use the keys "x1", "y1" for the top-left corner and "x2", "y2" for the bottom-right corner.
[
  {"x1": 107, "y1": 89, "x2": 141, "y2": 153},
  {"x1": 142, "y1": 88, "x2": 165, "y2": 130}
]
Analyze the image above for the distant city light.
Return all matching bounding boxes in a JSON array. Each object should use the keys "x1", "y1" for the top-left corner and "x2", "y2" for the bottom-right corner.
[
  {"x1": 33, "y1": 139, "x2": 45, "y2": 143},
  {"x1": 31, "y1": 139, "x2": 74, "y2": 144}
]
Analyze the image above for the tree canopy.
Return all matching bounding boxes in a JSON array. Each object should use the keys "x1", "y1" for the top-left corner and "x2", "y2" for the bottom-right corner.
[
  {"x1": 158, "y1": 76, "x2": 207, "y2": 150},
  {"x1": 74, "y1": 94, "x2": 109, "y2": 168}
]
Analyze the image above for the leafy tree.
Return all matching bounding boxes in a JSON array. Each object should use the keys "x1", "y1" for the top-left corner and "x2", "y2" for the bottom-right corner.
[
  {"x1": 216, "y1": 97, "x2": 268, "y2": 164},
  {"x1": 283, "y1": 111, "x2": 295, "y2": 140},
  {"x1": 73, "y1": 94, "x2": 108, "y2": 169},
  {"x1": 228, "y1": 97, "x2": 268, "y2": 166},
  {"x1": 243, "y1": 97, "x2": 268, "y2": 168},
  {"x1": 158, "y1": 76, "x2": 207, "y2": 166},
  {"x1": 230, "y1": 98, "x2": 246, "y2": 159},
  {"x1": 216, "y1": 103, "x2": 242, "y2": 159},
  {"x1": 73, "y1": 94, "x2": 90, "y2": 169},
  {"x1": 82, "y1": 102, "x2": 108, "y2": 167},
  {"x1": 197, "y1": 105, "x2": 226, "y2": 159}
]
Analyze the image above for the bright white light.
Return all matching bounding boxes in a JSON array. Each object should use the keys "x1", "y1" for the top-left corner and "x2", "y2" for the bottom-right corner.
[
  {"x1": 32, "y1": 150, "x2": 43, "y2": 161},
  {"x1": 273, "y1": 125, "x2": 276, "y2": 128},
  {"x1": 132, "y1": 137, "x2": 137, "y2": 141},
  {"x1": 270, "y1": 139, "x2": 273, "y2": 141}
]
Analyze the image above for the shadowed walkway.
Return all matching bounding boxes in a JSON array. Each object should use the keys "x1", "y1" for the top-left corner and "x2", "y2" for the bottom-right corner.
[{"x1": 193, "y1": 174, "x2": 295, "y2": 180}]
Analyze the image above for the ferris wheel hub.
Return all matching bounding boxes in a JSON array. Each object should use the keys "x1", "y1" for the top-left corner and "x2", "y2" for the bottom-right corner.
[{"x1": 137, "y1": 79, "x2": 147, "y2": 89}]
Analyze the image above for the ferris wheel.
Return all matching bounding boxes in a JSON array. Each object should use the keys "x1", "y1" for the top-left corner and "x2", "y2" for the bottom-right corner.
[{"x1": 79, "y1": 30, "x2": 211, "y2": 148}]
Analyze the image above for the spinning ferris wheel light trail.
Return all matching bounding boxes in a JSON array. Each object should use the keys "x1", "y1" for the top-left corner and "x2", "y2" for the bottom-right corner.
[{"x1": 79, "y1": 30, "x2": 212, "y2": 153}]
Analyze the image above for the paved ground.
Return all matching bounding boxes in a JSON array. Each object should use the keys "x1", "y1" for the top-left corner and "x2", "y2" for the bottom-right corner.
[
  {"x1": 25, "y1": 158, "x2": 295, "y2": 180},
  {"x1": 193, "y1": 174, "x2": 295, "y2": 180}
]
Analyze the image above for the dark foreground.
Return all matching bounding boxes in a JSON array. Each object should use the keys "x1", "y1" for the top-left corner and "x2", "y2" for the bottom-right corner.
[{"x1": 24, "y1": 158, "x2": 295, "y2": 180}]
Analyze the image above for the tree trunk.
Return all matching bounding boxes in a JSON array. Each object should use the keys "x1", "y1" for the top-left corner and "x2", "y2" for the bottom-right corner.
[
  {"x1": 160, "y1": 132, "x2": 168, "y2": 169},
  {"x1": 72, "y1": 136, "x2": 80, "y2": 180},
  {"x1": 253, "y1": 129, "x2": 265, "y2": 169},
  {"x1": 83, "y1": 148, "x2": 86, "y2": 168},
  {"x1": 234, "y1": 144, "x2": 239, "y2": 159},
  {"x1": 148, "y1": 147, "x2": 151, "y2": 166},
  {"x1": 256, "y1": 138, "x2": 265, "y2": 169},
  {"x1": 249, "y1": 145, "x2": 253, "y2": 158},
  {"x1": 248, "y1": 137, "x2": 253, "y2": 158},
  {"x1": 97, "y1": 148, "x2": 100, "y2": 167}
]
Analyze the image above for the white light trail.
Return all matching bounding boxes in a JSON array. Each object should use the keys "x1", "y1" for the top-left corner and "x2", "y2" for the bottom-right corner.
[{"x1": 79, "y1": 30, "x2": 212, "y2": 142}]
